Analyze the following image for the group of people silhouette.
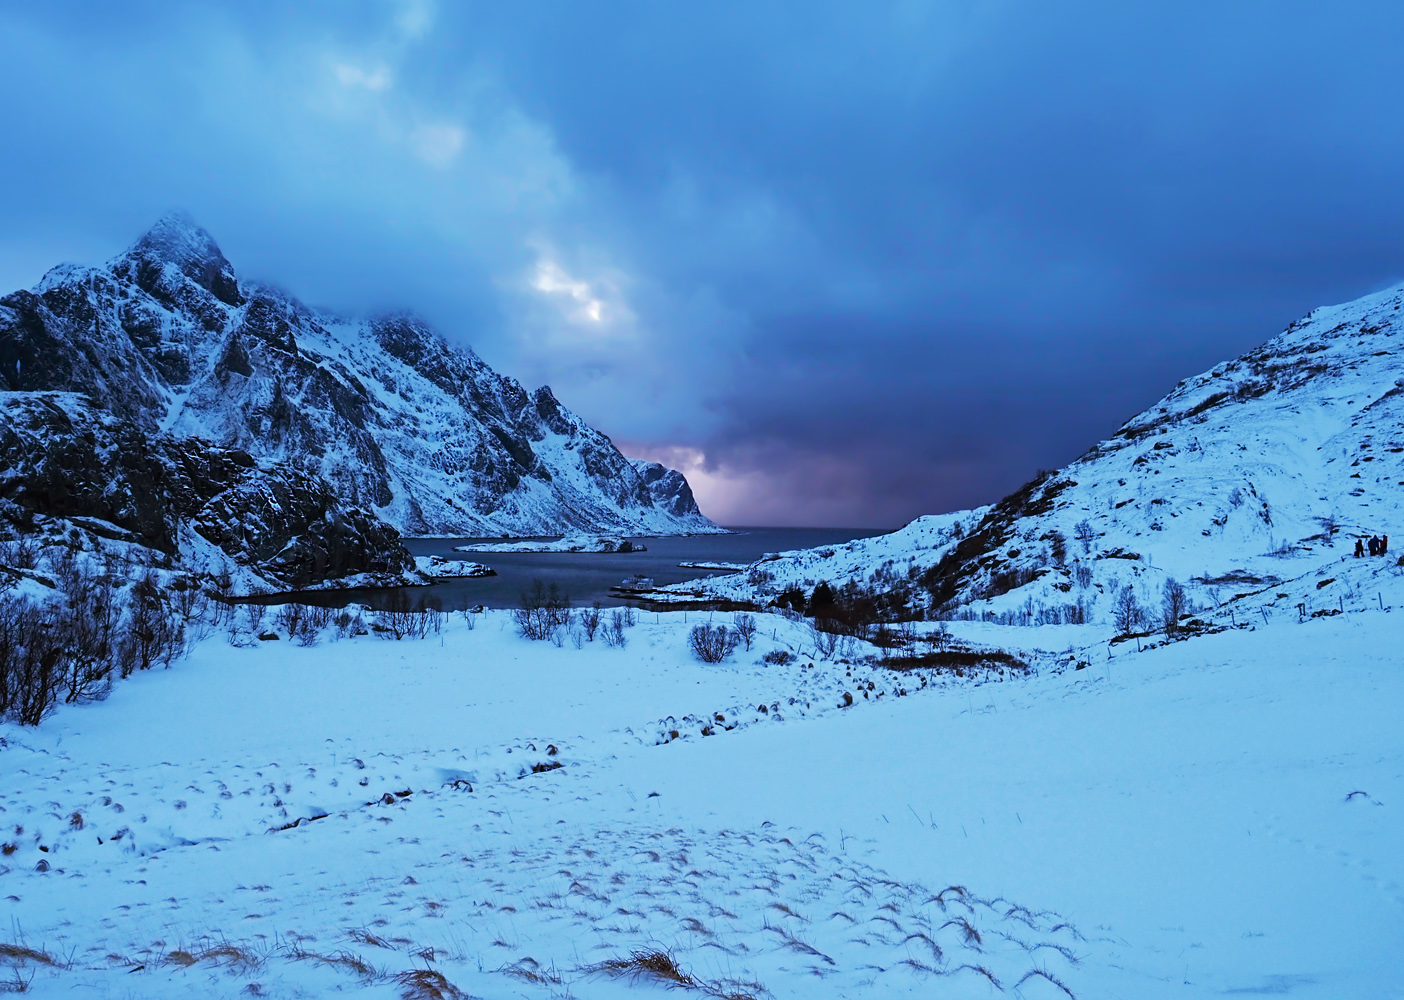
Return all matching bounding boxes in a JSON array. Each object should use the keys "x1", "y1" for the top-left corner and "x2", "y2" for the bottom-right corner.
[{"x1": 1354, "y1": 534, "x2": 1390, "y2": 558}]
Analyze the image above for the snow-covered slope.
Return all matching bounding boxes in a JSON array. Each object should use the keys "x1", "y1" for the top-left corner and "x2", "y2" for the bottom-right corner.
[
  {"x1": 0, "y1": 213, "x2": 717, "y2": 537},
  {"x1": 4, "y1": 590, "x2": 1403, "y2": 996},
  {"x1": 667, "y1": 283, "x2": 1404, "y2": 623}
]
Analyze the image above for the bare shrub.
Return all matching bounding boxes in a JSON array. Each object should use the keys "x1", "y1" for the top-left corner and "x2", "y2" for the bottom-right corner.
[
  {"x1": 732, "y1": 613, "x2": 757, "y2": 651},
  {"x1": 118, "y1": 573, "x2": 183, "y2": 675},
  {"x1": 689, "y1": 624, "x2": 736, "y2": 663},
  {"x1": 374, "y1": 592, "x2": 432, "y2": 640},
  {"x1": 274, "y1": 602, "x2": 307, "y2": 638},
  {"x1": 169, "y1": 575, "x2": 211, "y2": 640},
  {"x1": 334, "y1": 610, "x2": 366, "y2": 639},
  {"x1": 762, "y1": 649, "x2": 795, "y2": 665},
  {"x1": 811, "y1": 619, "x2": 841, "y2": 660},
  {"x1": 0, "y1": 535, "x2": 38, "y2": 570},
  {"x1": 603, "y1": 608, "x2": 631, "y2": 648},
  {"x1": 0, "y1": 596, "x2": 62, "y2": 725},
  {"x1": 210, "y1": 569, "x2": 237, "y2": 625},
  {"x1": 243, "y1": 602, "x2": 268, "y2": 637},
  {"x1": 1074, "y1": 562, "x2": 1093, "y2": 589},
  {"x1": 513, "y1": 580, "x2": 572, "y2": 642},
  {"x1": 580, "y1": 604, "x2": 602, "y2": 641}
]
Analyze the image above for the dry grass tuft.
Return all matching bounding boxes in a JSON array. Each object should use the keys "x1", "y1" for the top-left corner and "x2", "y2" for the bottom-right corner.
[
  {"x1": 348, "y1": 928, "x2": 392, "y2": 949},
  {"x1": 587, "y1": 949, "x2": 697, "y2": 987},
  {"x1": 289, "y1": 947, "x2": 378, "y2": 980},
  {"x1": 0, "y1": 967, "x2": 36, "y2": 994},
  {"x1": 955, "y1": 963, "x2": 1003, "y2": 989},
  {"x1": 941, "y1": 916, "x2": 982, "y2": 947},
  {"x1": 498, "y1": 958, "x2": 561, "y2": 985},
  {"x1": 902, "y1": 931, "x2": 943, "y2": 963},
  {"x1": 0, "y1": 945, "x2": 53, "y2": 967},
  {"x1": 393, "y1": 968, "x2": 471, "y2": 1000},
  {"x1": 1016, "y1": 967, "x2": 1078, "y2": 998},
  {"x1": 586, "y1": 950, "x2": 767, "y2": 1000},
  {"x1": 194, "y1": 943, "x2": 265, "y2": 973}
]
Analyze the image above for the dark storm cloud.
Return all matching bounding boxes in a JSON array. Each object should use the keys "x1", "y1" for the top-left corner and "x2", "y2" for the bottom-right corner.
[{"x1": 3, "y1": 2, "x2": 1403, "y2": 527}]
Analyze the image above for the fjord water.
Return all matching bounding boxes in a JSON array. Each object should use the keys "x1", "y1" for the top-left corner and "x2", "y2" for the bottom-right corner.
[{"x1": 291, "y1": 527, "x2": 888, "y2": 610}]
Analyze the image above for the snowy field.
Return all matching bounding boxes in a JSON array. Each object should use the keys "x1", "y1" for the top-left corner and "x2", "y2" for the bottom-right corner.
[{"x1": 2, "y1": 597, "x2": 1402, "y2": 998}]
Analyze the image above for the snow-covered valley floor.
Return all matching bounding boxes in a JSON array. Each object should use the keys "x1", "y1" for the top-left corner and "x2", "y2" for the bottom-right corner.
[{"x1": 2, "y1": 601, "x2": 1401, "y2": 998}]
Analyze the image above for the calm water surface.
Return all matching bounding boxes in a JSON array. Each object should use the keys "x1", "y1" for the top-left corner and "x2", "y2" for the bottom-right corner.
[{"x1": 285, "y1": 527, "x2": 888, "y2": 611}]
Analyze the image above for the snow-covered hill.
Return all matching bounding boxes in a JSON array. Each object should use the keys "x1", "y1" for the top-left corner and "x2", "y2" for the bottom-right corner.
[
  {"x1": 665, "y1": 283, "x2": 1404, "y2": 624},
  {"x1": 0, "y1": 213, "x2": 717, "y2": 537}
]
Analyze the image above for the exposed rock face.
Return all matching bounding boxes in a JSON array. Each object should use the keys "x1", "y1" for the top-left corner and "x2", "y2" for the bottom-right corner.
[
  {"x1": 0, "y1": 392, "x2": 414, "y2": 590},
  {"x1": 0, "y1": 213, "x2": 718, "y2": 536},
  {"x1": 631, "y1": 459, "x2": 704, "y2": 519}
]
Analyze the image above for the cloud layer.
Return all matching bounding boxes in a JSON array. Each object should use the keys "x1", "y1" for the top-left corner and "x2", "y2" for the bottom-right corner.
[{"x1": 3, "y1": 2, "x2": 1403, "y2": 526}]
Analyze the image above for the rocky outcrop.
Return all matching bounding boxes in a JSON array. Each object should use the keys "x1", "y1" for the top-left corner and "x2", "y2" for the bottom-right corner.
[
  {"x1": 631, "y1": 459, "x2": 704, "y2": 519},
  {"x1": 0, "y1": 392, "x2": 414, "y2": 590},
  {"x1": 0, "y1": 213, "x2": 718, "y2": 536}
]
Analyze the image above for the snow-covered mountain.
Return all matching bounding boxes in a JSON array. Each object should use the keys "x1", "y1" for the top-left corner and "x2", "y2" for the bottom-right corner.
[
  {"x1": 0, "y1": 213, "x2": 717, "y2": 537},
  {"x1": 668, "y1": 282, "x2": 1404, "y2": 623},
  {"x1": 0, "y1": 391, "x2": 416, "y2": 591}
]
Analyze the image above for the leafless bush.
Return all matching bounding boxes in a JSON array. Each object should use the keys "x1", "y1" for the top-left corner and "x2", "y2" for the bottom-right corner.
[
  {"x1": 513, "y1": 580, "x2": 572, "y2": 642},
  {"x1": 0, "y1": 535, "x2": 38, "y2": 570},
  {"x1": 334, "y1": 609, "x2": 366, "y2": 639},
  {"x1": 210, "y1": 569, "x2": 236, "y2": 626},
  {"x1": 275, "y1": 603, "x2": 334, "y2": 646},
  {"x1": 118, "y1": 572, "x2": 184, "y2": 675},
  {"x1": 1, "y1": 563, "x2": 198, "y2": 724},
  {"x1": 1074, "y1": 563, "x2": 1093, "y2": 589},
  {"x1": 732, "y1": 613, "x2": 757, "y2": 650},
  {"x1": 274, "y1": 602, "x2": 307, "y2": 638},
  {"x1": 580, "y1": 604, "x2": 602, "y2": 641},
  {"x1": 762, "y1": 649, "x2": 795, "y2": 665},
  {"x1": 603, "y1": 608, "x2": 631, "y2": 648},
  {"x1": 243, "y1": 602, "x2": 268, "y2": 637},
  {"x1": 0, "y1": 596, "x2": 62, "y2": 724},
  {"x1": 374, "y1": 592, "x2": 432, "y2": 640},
  {"x1": 458, "y1": 607, "x2": 478, "y2": 631},
  {"x1": 690, "y1": 624, "x2": 736, "y2": 663},
  {"x1": 811, "y1": 619, "x2": 842, "y2": 660},
  {"x1": 169, "y1": 575, "x2": 211, "y2": 639}
]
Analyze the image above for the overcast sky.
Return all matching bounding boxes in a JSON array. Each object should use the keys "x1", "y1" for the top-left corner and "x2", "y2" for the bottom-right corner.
[{"x1": 3, "y1": 2, "x2": 1402, "y2": 527}]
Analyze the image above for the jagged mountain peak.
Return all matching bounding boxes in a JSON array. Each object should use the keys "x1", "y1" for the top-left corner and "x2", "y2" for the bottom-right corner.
[
  {"x1": 1, "y1": 217, "x2": 719, "y2": 538},
  {"x1": 113, "y1": 210, "x2": 241, "y2": 307}
]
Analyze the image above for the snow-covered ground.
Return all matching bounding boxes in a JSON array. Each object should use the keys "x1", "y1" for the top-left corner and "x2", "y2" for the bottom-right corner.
[
  {"x1": 415, "y1": 556, "x2": 495, "y2": 579},
  {"x1": 3, "y1": 580, "x2": 1402, "y2": 997}
]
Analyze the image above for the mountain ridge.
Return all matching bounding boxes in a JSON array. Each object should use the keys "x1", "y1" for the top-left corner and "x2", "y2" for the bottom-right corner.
[
  {"x1": 662, "y1": 281, "x2": 1404, "y2": 625},
  {"x1": 1, "y1": 212, "x2": 717, "y2": 538}
]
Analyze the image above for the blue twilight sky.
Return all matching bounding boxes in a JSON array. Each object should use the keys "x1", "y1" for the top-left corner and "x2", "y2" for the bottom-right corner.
[{"x1": 2, "y1": 2, "x2": 1402, "y2": 527}]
